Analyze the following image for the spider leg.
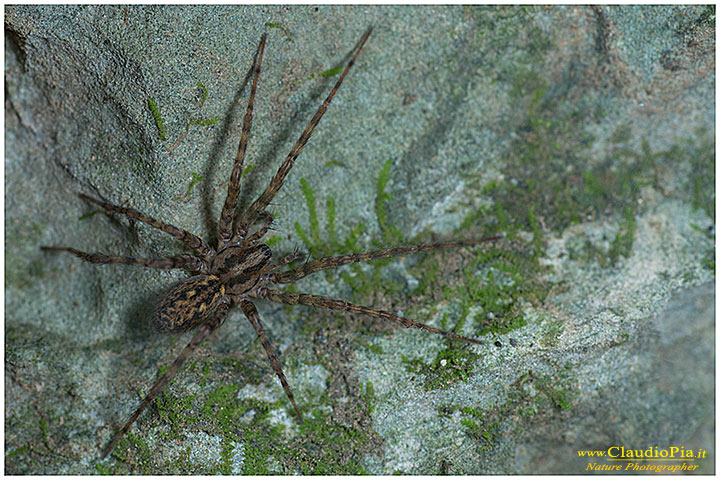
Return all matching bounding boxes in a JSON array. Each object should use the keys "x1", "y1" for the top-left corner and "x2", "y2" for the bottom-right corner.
[
  {"x1": 257, "y1": 288, "x2": 484, "y2": 345},
  {"x1": 236, "y1": 28, "x2": 372, "y2": 239},
  {"x1": 270, "y1": 237, "x2": 500, "y2": 284},
  {"x1": 240, "y1": 211, "x2": 274, "y2": 246},
  {"x1": 218, "y1": 34, "x2": 267, "y2": 244},
  {"x1": 41, "y1": 246, "x2": 207, "y2": 273},
  {"x1": 79, "y1": 194, "x2": 213, "y2": 258},
  {"x1": 266, "y1": 250, "x2": 306, "y2": 273},
  {"x1": 239, "y1": 300, "x2": 303, "y2": 421},
  {"x1": 102, "y1": 301, "x2": 230, "y2": 459}
]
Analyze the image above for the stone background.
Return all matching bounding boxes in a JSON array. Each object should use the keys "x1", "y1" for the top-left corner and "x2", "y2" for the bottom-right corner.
[{"x1": 5, "y1": 5, "x2": 714, "y2": 474}]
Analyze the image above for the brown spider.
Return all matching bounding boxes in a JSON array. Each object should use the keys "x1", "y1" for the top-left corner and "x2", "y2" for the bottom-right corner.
[{"x1": 42, "y1": 28, "x2": 499, "y2": 459}]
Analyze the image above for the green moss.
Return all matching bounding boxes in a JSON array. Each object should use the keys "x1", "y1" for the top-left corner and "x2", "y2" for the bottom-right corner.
[
  {"x1": 362, "y1": 381, "x2": 377, "y2": 414},
  {"x1": 264, "y1": 22, "x2": 293, "y2": 42},
  {"x1": 607, "y1": 204, "x2": 637, "y2": 266},
  {"x1": 473, "y1": 81, "x2": 667, "y2": 245},
  {"x1": 460, "y1": 417, "x2": 500, "y2": 452},
  {"x1": 293, "y1": 409, "x2": 370, "y2": 474},
  {"x1": 690, "y1": 223, "x2": 714, "y2": 273},
  {"x1": 101, "y1": 352, "x2": 368, "y2": 473},
  {"x1": 95, "y1": 460, "x2": 119, "y2": 475},
  {"x1": 6, "y1": 445, "x2": 31, "y2": 460},
  {"x1": 154, "y1": 390, "x2": 196, "y2": 438},
  {"x1": 294, "y1": 158, "x2": 430, "y2": 298},
  {"x1": 296, "y1": 177, "x2": 322, "y2": 258},
  {"x1": 534, "y1": 373, "x2": 573, "y2": 411},
  {"x1": 264, "y1": 235, "x2": 282, "y2": 247},
  {"x1": 410, "y1": 258, "x2": 440, "y2": 296},
  {"x1": 38, "y1": 417, "x2": 49, "y2": 441},
  {"x1": 195, "y1": 81, "x2": 208, "y2": 108},
  {"x1": 147, "y1": 97, "x2": 166, "y2": 141},
  {"x1": 402, "y1": 337, "x2": 481, "y2": 391},
  {"x1": 197, "y1": 382, "x2": 374, "y2": 474},
  {"x1": 356, "y1": 337, "x2": 384, "y2": 355},
  {"x1": 442, "y1": 243, "x2": 546, "y2": 337},
  {"x1": 463, "y1": 69, "x2": 713, "y2": 273},
  {"x1": 680, "y1": 129, "x2": 715, "y2": 221},
  {"x1": 439, "y1": 368, "x2": 576, "y2": 452},
  {"x1": 201, "y1": 383, "x2": 239, "y2": 418},
  {"x1": 564, "y1": 203, "x2": 638, "y2": 268},
  {"x1": 319, "y1": 66, "x2": 344, "y2": 77},
  {"x1": 468, "y1": 6, "x2": 553, "y2": 81},
  {"x1": 163, "y1": 82, "x2": 219, "y2": 155},
  {"x1": 112, "y1": 431, "x2": 155, "y2": 473},
  {"x1": 240, "y1": 163, "x2": 255, "y2": 178},
  {"x1": 184, "y1": 172, "x2": 203, "y2": 197},
  {"x1": 324, "y1": 159, "x2": 346, "y2": 167},
  {"x1": 373, "y1": 159, "x2": 404, "y2": 246},
  {"x1": 78, "y1": 209, "x2": 103, "y2": 221},
  {"x1": 294, "y1": 176, "x2": 371, "y2": 288},
  {"x1": 540, "y1": 318, "x2": 564, "y2": 347}
]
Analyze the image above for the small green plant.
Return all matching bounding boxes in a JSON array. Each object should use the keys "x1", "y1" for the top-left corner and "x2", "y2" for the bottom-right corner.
[
  {"x1": 147, "y1": 97, "x2": 166, "y2": 141},
  {"x1": 319, "y1": 66, "x2": 344, "y2": 77},
  {"x1": 167, "y1": 82, "x2": 219, "y2": 153},
  {"x1": 373, "y1": 159, "x2": 404, "y2": 247},
  {"x1": 264, "y1": 22, "x2": 293, "y2": 42},
  {"x1": 184, "y1": 172, "x2": 203, "y2": 197}
]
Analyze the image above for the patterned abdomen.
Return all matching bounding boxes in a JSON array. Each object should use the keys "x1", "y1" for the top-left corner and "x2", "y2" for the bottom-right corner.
[{"x1": 153, "y1": 275, "x2": 225, "y2": 333}]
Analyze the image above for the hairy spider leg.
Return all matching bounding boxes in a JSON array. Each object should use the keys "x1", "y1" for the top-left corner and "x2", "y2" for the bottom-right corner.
[
  {"x1": 259, "y1": 289, "x2": 484, "y2": 345},
  {"x1": 242, "y1": 211, "x2": 274, "y2": 246},
  {"x1": 234, "y1": 28, "x2": 373, "y2": 242},
  {"x1": 271, "y1": 237, "x2": 502, "y2": 284},
  {"x1": 102, "y1": 301, "x2": 230, "y2": 458},
  {"x1": 266, "y1": 250, "x2": 306, "y2": 273},
  {"x1": 240, "y1": 300, "x2": 303, "y2": 421},
  {"x1": 39, "y1": 247, "x2": 206, "y2": 273},
  {"x1": 218, "y1": 34, "x2": 267, "y2": 244},
  {"x1": 79, "y1": 193, "x2": 214, "y2": 258}
]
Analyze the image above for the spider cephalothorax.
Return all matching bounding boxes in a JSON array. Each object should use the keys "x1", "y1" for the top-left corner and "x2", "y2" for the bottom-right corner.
[{"x1": 42, "y1": 28, "x2": 499, "y2": 458}]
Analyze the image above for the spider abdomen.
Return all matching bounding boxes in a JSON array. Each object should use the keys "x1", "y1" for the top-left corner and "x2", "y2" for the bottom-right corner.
[{"x1": 153, "y1": 275, "x2": 226, "y2": 333}]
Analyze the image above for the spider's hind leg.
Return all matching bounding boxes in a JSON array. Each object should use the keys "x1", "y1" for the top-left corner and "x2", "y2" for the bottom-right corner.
[
  {"x1": 101, "y1": 301, "x2": 230, "y2": 458},
  {"x1": 240, "y1": 299, "x2": 303, "y2": 421},
  {"x1": 258, "y1": 288, "x2": 485, "y2": 345}
]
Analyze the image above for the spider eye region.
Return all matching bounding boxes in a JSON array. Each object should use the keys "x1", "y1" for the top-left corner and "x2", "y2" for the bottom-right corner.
[{"x1": 153, "y1": 275, "x2": 225, "y2": 333}]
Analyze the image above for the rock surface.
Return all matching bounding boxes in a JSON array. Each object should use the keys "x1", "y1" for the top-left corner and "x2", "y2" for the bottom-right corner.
[{"x1": 5, "y1": 5, "x2": 714, "y2": 474}]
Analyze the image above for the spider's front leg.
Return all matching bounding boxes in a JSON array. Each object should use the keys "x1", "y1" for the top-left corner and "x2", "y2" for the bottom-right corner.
[
  {"x1": 235, "y1": 28, "x2": 373, "y2": 238},
  {"x1": 79, "y1": 194, "x2": 214, "y2": 259},
  {"x1": 218, "y1": 34, "x2": 266, "y2": 245},
  {"x1": 40, "y1": 247, "x2": 208, "y2": 274},
  {"x1": 237, "y1": 211, "x2": 274, "y2": 245}
]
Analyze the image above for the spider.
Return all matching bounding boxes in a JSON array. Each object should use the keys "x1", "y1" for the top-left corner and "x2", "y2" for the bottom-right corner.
[{"x1": 41, "y1": 28, "x2": 499, "y2": 459}]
